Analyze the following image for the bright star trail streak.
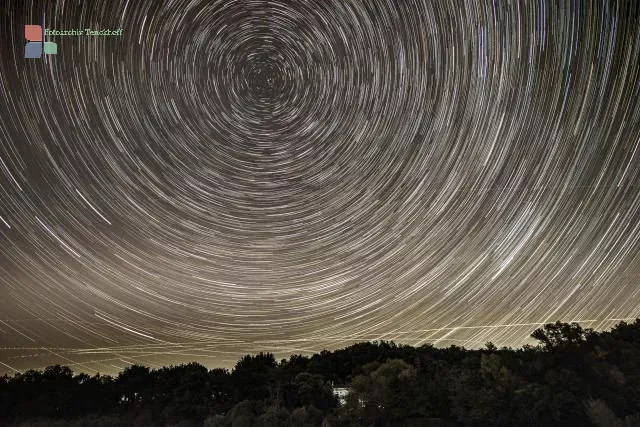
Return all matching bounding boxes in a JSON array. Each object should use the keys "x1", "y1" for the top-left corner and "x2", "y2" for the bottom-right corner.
[{"x1": 1, "y1": 0, "x2": 639, "y2": 374}]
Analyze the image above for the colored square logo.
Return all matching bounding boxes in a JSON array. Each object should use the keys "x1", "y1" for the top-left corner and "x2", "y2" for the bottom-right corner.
[
  {"x1": 44, "y1": 42, "x2": 57, "y2": 54},
  {"x1": 25, "y1": 42, "x2": 42, "y2": 58},
  {"x1": 25, "y1": 25, "x2": 42, "y2": 41},
  {"x1": 25, "y1": 24, "x2": 57, "y2": 58}
]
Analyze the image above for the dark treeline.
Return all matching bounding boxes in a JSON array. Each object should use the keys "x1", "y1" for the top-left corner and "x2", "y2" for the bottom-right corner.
[{"x1": 1, "y1": 320, "x2": 640, "y2": 426}]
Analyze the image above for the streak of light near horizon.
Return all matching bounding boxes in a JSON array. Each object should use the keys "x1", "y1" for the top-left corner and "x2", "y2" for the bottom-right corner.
[{"x1": 0, "y1": 0, "x2": 639, "y2": 374}]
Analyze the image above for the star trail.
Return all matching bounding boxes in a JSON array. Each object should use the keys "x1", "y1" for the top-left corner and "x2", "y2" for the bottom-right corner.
[{"x1": 1, "y1": 0, "x2": 639, "y2": 374}]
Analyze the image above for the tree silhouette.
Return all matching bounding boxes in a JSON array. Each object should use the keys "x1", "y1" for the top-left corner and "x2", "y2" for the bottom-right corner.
[
  {"x1": 231, "y1": 352, "x2": 277, "y2": 402},
  {"x1": 1, "y1": 319, "x2": 640, "y2": 426}
]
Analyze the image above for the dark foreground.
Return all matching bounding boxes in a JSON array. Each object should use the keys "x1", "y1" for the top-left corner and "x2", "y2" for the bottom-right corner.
[{"x1": 2, "y1": 320, "x2": 640, "y2": 426}]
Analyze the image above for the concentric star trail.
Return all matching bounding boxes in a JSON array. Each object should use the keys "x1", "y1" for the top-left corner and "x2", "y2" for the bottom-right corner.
[{"x1": 1, "y1": 0, "x2": 639, "y2": 374}]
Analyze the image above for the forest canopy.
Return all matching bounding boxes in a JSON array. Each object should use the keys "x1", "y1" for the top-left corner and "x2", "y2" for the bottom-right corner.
[{"x1": 1, "y1": 320, "x2": 640, "y2": 426}]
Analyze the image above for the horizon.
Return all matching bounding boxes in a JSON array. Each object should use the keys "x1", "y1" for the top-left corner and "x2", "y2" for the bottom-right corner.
[{"x1": 2, "y1": 317, "x2": 639, "y2": 376}]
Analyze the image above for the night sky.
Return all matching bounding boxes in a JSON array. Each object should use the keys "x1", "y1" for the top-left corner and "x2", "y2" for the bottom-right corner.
[{"x1": 1, "y1": 0, "x2": 639, "y2": 375}]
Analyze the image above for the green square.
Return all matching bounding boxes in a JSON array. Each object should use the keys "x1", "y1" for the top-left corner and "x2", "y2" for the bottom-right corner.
[{"x1": 44, "y1": 42, "x2": 57, "y2": 54}]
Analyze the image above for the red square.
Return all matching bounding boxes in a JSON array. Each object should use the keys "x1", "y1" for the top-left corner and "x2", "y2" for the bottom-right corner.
[{"x1": 25, "y1": 25, "x2": 42, "y2": 41}]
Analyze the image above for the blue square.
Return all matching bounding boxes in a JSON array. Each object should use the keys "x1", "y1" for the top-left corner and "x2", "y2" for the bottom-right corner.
[{"x1": 25, "y1": 42, "x2": 42, "y2": 58}]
